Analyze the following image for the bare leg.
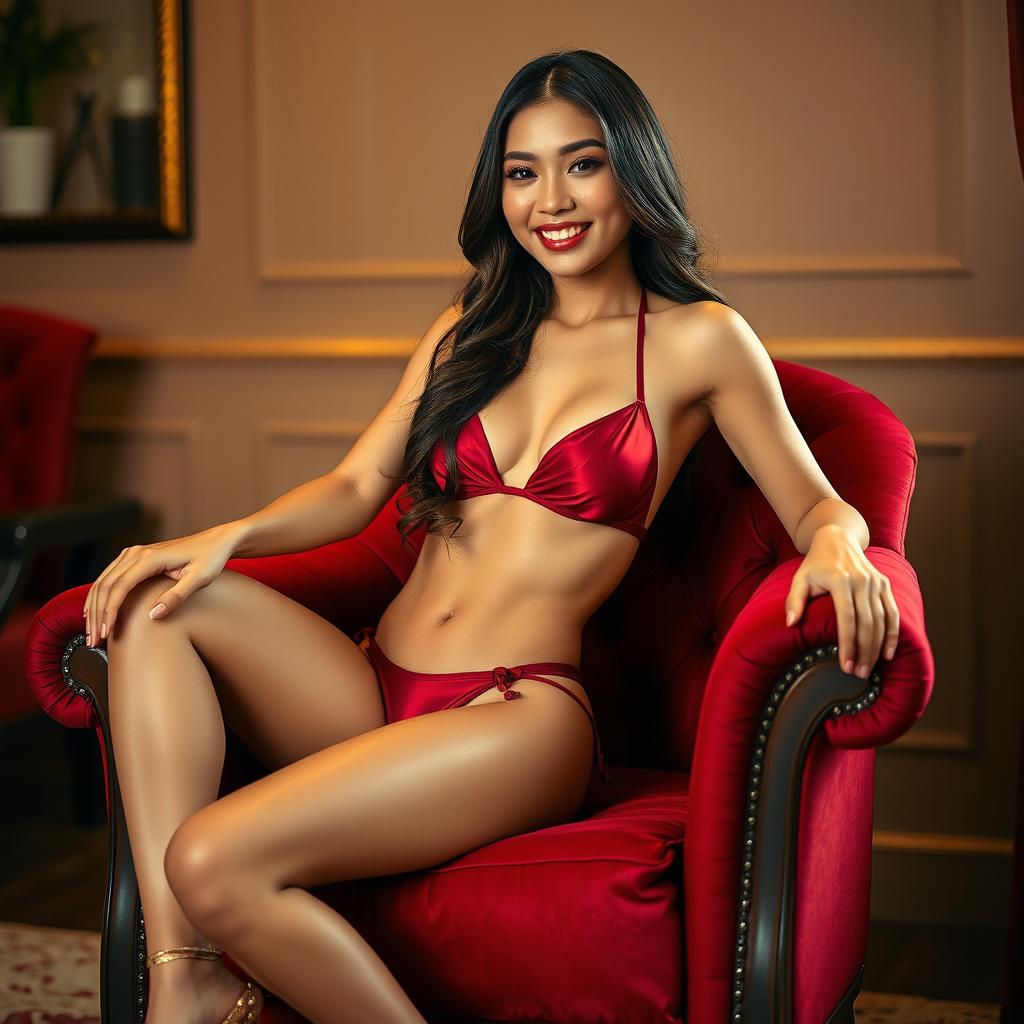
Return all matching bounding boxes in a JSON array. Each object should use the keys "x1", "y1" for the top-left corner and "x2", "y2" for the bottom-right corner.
[
  {"x1": 108, "y1": 568, "x2": 591, "y2": 1024},
  {"x1": 107, "y1": 578, "x2": 258, "y2": 1024},
  {"x1": 161, "y1": 675, "x2": 594, "y2": 1024},
  {"x1": 181, "y1": 881, "x2": 429, "y2": 1024},
  {"x1": 105, "y1": 570, "x2": 389, "y2": 1024}
]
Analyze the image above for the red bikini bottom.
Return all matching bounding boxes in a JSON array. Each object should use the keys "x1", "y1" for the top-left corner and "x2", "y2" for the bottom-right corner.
[{"x1": 354, "y1": 625, "x2": 611, "y2": 783}]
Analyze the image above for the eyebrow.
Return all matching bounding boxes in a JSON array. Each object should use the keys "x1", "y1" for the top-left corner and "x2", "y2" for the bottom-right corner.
[{"x1": 502, "y1": 138, "x2": 607, "y2": 161}]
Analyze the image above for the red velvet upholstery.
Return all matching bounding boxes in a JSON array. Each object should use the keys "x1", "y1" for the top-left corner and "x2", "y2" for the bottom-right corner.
[
  {"x1": 0, "y1": 305, "x2": 98, "y2": 510},
  {"x1": 23, "y1": 359, "x2": 934, "y2": 1024},
  {"x1": 1, "y1": 304, "x2": 97, "y2": 722}
]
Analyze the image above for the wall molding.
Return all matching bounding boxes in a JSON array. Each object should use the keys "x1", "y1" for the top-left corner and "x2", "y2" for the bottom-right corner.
[
  {"x1": 91, "y1": 336, "x2": 1024, "y2": 361},
  {"x1": 253, "y1": 252, "x2": 973, "y2": 283},
  {"x1": 880, "y1": 431, "x2": 981, "y2": 754},
  {"x1": 872, "y1": 829, "x2": 1013, "y2": 857},
  {"x1": 94, "y1": 337, "x2": 414, "y2": 360}
]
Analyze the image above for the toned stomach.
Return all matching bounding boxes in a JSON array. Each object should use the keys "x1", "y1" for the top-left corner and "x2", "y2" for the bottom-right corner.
[{"x1": 373, "y1": 492, "x2": 642, "y2": 675}]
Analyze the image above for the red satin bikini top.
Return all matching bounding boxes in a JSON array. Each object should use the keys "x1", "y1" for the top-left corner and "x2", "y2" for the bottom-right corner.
[{"x1": 429, "y1": 288, "x2": 658, "y2": 541}]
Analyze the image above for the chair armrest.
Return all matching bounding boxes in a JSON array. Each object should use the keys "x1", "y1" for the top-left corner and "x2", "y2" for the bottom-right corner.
[
  {"x1": 684, "y1": 546, "x2": 933, "y2": 1024},
  {"x1": 0, "y1": 497, "x2": 144, "y2": 558},
  {"x1": 0, "y1": 497, "x2": 145, "y2": 628}
]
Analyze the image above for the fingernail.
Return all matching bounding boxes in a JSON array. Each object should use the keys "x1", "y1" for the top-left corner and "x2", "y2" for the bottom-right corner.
[
  {"x1": 886, "y1": 646, "x2": 895, "y2": 659},
  {"x1": 86, "y1": 632, "x2": 92, "y2": 646},
  {"x1": 149, "y1": 603, "x2": 166, "y2": 620},
  {"x1": 844, "y1": 659, "x2": 854, "y2": 673},
  {"x1": 100, "y1": 622, "x2": 108, "y2": 640},
  {"x1": 785, "y1": 610, "x2": 794, "y2": 626},
  {"x1": 856, "y1": 663, "x2": 869, "y2": 678}
]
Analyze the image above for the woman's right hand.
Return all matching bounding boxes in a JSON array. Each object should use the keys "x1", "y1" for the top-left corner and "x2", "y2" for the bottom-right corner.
[{"x1": 83, "y1": 521, "x2": 245, "y2": 647}]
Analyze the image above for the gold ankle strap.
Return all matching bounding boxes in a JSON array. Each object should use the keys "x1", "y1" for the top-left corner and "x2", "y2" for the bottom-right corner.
[{"x1": 145, "y1": 944, "x2": 222, "y2": 968}]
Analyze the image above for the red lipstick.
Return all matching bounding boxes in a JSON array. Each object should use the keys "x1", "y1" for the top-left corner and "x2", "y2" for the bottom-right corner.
[{"x1": 534, "y1": 221, "x2": 592, "y2": 252}]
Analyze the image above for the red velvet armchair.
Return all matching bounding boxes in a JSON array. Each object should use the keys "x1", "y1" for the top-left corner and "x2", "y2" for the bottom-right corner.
[
  {"x1": 23, "y1": 359, "x2": 934, "y2": 1024},
  {"x1": 1, "y1": 303, "x2": 142, "y2": 825}
]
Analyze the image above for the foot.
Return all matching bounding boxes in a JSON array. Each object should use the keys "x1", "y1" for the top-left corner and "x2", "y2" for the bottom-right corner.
[{"x1": 145, "y1": 954, "x2": 261, "y2": 1024}]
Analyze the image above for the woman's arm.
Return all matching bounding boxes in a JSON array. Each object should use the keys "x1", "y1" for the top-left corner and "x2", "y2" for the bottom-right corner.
[
  {"x1": 224, "y1": 473, "x2": 371, "y2": 559},
  {"x1": 82, "y1": 305, "x2": 461, "y2": 641},
  {"x1": 224, "y1": 302, "x2": 461, "y2": 559},
  {"x1": 688, "y1": 304, "x2": 897, "y2": 675}
]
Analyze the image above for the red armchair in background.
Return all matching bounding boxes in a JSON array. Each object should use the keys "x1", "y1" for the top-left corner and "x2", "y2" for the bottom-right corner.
[
  {"x1": 23, "y1": 359, "x2": 933, "y2": 1024},
  {"x1": 1, "y1": 304, "x2": 142, "y2": 824}
]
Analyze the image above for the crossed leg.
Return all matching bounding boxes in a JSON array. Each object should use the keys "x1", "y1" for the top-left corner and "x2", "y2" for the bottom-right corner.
[{"x1": 106, "y1": 568, "x2": 595, "y2": 1024}]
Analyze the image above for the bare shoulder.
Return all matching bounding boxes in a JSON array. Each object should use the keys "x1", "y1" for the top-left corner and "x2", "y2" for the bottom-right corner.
[
  {"x1": 645, "y1": 294, "x2": 750, "y2": 413},
  {"x1": 432, "y1": 301, "x2": 463, "y2": 337},
  {"x1": 674, "y1": 301, "x2": 773, "y2": 411},
  {"x1": 381, "y1": 301, "x2": 464, "y2": 421},
  {"x1": 649, "y1": 294, "x2": 746, "y2": 343},
  {"x1": 417, "y1": 302, "x2": 463, "y2": 360}
]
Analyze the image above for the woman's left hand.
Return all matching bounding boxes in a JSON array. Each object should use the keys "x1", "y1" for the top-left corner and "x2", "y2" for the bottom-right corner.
[{"x1": 784, "y1": 524, "x2": 900, "y2": 679}]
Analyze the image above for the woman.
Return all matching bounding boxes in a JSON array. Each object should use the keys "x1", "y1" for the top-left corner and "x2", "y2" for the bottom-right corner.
[{"x1": 84, "y1": 49, "x2": 900, "y2": 1024}]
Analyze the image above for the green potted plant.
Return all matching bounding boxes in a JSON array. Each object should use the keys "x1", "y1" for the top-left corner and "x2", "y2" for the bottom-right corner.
[{"x1": 0, "y1": 0, "x2": 105, "y2": 215}]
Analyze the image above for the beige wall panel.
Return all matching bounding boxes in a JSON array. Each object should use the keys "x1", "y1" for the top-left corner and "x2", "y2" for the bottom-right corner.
[
  {"x1": 251, "y1": 0, "x2": 966, "y2": 279},
  {"x1": 257, "y1": 419, "x2": 367, "y2": 504},
  {"x1": 892, "y1": 432, "x2": 980, "y2": 756},
  {"x1": 72, "y1": 417, "x2": 199, "y2": 540},
  {"x1": 870, "y1": 845, "x2": 1011, "y2": 928}
]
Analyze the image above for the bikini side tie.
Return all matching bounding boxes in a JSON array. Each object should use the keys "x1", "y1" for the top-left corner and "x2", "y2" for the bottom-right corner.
[{"x1": 492, "y1": 665, "x2": 524, "y2": 699}]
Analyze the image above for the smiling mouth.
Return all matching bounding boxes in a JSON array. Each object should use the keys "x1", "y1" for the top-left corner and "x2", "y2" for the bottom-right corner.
[{"x1": 536, "y1": 223, "x2": 592, "y2": 251}]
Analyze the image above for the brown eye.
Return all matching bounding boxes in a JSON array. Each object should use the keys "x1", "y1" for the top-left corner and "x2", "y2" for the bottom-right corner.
[{"x1": 504, "y1": 157, "x2": 602, "y2": 181}]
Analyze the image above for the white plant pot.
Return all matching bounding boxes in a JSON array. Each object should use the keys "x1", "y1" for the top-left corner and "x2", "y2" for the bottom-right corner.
[{"x1": 0, "y1": 126, "x2": 56, "y2": 216}]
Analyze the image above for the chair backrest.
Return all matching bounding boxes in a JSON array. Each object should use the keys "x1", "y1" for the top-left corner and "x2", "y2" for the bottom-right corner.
[
  {"x1": 1, "y1": 304, "x2": 98, "y2": 606},
  {"x1": 586, "y1": 359, "x2": 917, "y2": 772},
  {"x1": 277, "y1": 359, "x2": 919, "y2": 775},
  {"x1": 0, "y1": 304, "x2": 98, "y2": 510}
]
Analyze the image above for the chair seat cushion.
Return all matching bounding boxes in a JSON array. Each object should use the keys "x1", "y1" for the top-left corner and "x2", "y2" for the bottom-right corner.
[{"x1": 266, "y1": 764, "x2": 689, "y2": 1024}]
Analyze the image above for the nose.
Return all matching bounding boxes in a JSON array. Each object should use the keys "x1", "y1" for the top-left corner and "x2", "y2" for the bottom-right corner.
[{"x1": 538, "y1": 178, "x2": 574, "y2": 216}]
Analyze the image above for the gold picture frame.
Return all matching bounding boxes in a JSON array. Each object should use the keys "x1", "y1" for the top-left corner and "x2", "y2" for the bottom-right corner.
[{"x1": 0, "y1": 0, "x2": 191, "y2": 243}]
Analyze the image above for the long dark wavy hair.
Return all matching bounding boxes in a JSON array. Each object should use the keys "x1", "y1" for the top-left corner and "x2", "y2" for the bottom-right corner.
[{"x1": 390, "y1": 48, "x2": 729, "y2": 555}]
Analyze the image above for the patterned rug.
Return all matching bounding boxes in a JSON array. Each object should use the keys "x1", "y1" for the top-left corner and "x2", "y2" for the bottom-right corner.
[
  {"x1": 0, "y1": 921, "x2": 100, "y2": 1024},
  {"x1": 0, "y1": 920, "x2": 1002, "y2": 1023}
]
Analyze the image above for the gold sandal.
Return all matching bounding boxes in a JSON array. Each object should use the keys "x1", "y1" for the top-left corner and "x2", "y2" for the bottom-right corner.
[{"x1": 145, "y1": 945, "x2": 265, "y2": 1023}]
